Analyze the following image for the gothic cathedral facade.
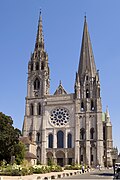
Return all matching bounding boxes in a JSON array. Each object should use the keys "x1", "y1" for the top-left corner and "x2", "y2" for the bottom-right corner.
[{"x1": 22, "y1": 14, "x2": 114, "y2": 167}]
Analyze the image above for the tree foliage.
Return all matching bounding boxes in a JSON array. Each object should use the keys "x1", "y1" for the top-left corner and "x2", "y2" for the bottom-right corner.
[{"x1": 0, "y1": 112, "x2": 25, "y2": 163}]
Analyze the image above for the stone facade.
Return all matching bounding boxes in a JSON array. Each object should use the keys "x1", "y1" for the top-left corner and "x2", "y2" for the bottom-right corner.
[{"x1": 22, "y1": 14, "x2": 114, "y2": 167}]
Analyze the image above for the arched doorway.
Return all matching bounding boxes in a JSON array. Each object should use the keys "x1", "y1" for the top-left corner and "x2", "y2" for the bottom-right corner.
[
  {"x1": 56, "y1": 150, "x2": 65, "y2": 167},
  {"x1": 67, "y1": 150, "x2": 74, "y2": 165},
  {"x1": 46, "y1": 152, "x2": 53, "y2": 165}
]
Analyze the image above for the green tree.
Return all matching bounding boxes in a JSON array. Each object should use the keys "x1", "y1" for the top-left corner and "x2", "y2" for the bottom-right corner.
[
  {"x1": 0, "y1": 112, "x2": 25, "y2": 163},
  {"x1": 14, "y1": 141, "x2": 25, "y2": 165}
]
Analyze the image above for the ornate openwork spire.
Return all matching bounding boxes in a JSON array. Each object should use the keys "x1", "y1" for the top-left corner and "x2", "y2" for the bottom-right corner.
[
  {"x1": 78, "y1": 16, "x2": 97, "y2": 78},
  {"x1": 35, "y1": 10, "x2": 44, "y2": 50}
]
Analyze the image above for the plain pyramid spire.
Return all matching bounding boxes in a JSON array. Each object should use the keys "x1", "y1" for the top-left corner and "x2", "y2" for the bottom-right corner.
[{"x1": 78, "y1": 16, "x2": 97, "y2": 78}]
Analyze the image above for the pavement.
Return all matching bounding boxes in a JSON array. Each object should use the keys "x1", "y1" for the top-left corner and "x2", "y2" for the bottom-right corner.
[{"x1": 0, "y1": 169, "x2": 86, "y2": 180}]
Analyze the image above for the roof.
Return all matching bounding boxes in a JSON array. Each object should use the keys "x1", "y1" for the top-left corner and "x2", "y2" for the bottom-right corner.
[
  {"x1": 54, "y1": 81, "x2": 67, "y2": 95},
  {"x1": 25, "y1": 151, "x2": 37, "y2": 159},
  {"x1": 19, "y1": 136, "x2": 34, "y2": 145}
]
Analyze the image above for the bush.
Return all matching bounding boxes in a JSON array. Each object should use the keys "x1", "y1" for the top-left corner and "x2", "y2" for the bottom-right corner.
[
  {"x1": 50, "y1": 165, "x2": 62, "y2": 172},
  {"x1": 64, "y1": 164, "x2": 82, "y2": 170},
  {"x1": 0, "y1": 163, "x2": 33, "y2": 176}
]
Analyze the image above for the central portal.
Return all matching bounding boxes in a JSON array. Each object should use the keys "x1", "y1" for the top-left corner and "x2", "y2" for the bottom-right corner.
[
  {"x1": 57, "y1": 158, "x2": 64, "y2": 166},
  {"x1": 56, "y1": 150, "x2": 65, "y2": 167}
]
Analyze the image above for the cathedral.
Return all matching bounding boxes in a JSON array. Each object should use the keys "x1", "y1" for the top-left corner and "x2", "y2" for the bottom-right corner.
[{"x1": 22, "y1": 13, "x2": 114, "y2": 167}]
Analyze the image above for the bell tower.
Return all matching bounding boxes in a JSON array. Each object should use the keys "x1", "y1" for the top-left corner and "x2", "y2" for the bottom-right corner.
[
  {"x1": 74, "y1": 16, "x2": 104, "y2": 166},
  {"x1": 27, "y1": 12, "x2": 50, "y2": 98},
  {"x1": 22, "y1": 12, "x2": 50, "y2": 142}
]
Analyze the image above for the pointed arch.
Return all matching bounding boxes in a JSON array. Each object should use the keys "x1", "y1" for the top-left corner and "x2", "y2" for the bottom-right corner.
[
  {"x1": 37, "y1": 132, "x2": 40, "y2": 142},
  {"x1": 57, "y1": 130, "x2": 64, "y2": 148},
  {"x1": 67, "y1": 133, "x2": 72, "y2": 148},
  {"x1": 34, "y1": 78, "x2": 40, "y2": 90},
  {"x1": 48, "y1": 134, "x2": 53, "y2": 148},
  {"x1": 80, "y1": 128, "x2": 85, "y2": 140}
]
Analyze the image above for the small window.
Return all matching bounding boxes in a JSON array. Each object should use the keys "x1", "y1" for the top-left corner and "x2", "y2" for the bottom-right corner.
[
  {"x1": 38, "y1": 103, "x2": 41, "y2": 115},
  {"x1": 29, "y1": 132, "x2": 32, "y2": 141},
  {"x1": 30, "y1": 104, "x2": 34, "y2": 115},
  {"x1": 34, "y1": 78, "x2": 40, "y2": 90},
  {"x1": 37, "y1": 133, "x2": 40, "y2": 142},
  {"x1": 86, "y1": 89, "x2": 90, "y2": 98},
  {"x1": 91, "y1": 100, "x2": 94, "y2": 111},
  {"x1": 80, "y1": 128, "x2": 85, "y2": 140},
  {"x1": 90, "y1": 128, "x2": 94, "y2": 139},
  {"x1": 41, "y1": 61, "x2": 44, "y2": 70},
  {"x1": 81, "y1": 102, "x2": 84, "y2": 111},
  {"x1": 91, "y1": 154, "x2": 93, "y2": 162},
  {"x1": 36, "y1": 62, "x2": 39, "y2": 70}
]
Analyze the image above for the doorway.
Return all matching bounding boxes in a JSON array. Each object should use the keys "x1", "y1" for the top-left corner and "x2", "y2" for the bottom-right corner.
[{"x1": 57, "y1": 158, "x2": 64, "y2": 167}]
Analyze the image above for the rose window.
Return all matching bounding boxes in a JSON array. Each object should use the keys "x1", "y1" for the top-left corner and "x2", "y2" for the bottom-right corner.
[{"x1": 50, "y1": 107, "x2": 70, "y2": 126}]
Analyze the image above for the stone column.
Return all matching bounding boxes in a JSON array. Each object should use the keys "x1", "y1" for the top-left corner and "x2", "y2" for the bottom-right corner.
[
  {"x1": 96, "y1": 112, "x2": 104, "y2": 167},
  {"x1": 75, "y1": 114, "x2": 80, "y2": 164},
  {"x1": 85, "y1": 113, "x2": 90, "y2": 166},
  {"x1": 64, "y1": 129, "x2": 67, "y2": 148},
  {"x1": 65, "y1": 151, "x2": 68, "y2": 165},
  {"x1": 53, "y1": 129, "x2": 57, "y2": 148}
]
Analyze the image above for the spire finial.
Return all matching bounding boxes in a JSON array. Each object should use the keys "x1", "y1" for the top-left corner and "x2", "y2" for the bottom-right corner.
[
  {"x1": 39, "y1": 9, "x2": 42, "y2": 22},
  {"x1": 40, "y1": 9, "x2": 41, "y2": 16},
  {"x1": 59, "y1": 80, "x2": 62, "y2": 85},
  {"x1": 84, "y1": 12, "x2": 87, "y2": 21}
]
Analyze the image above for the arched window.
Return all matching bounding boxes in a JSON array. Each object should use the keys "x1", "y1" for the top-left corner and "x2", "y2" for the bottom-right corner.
[
  {"x1": 37, "y1": 132, "x2": 40, "y2": 142},
  {"x1": 37, "y1": 103, "x2": 41, "y2": 115},
  {"x1": 29, "y1": 132, "x2": 32, "y2": 141},
  {"x1": 90, "y1": 128, "x2": 94, "y2": 139},
  {"x1": 34, "y1": 78, "x2": 40, "y2": 90},
  {"x1": 57, "y1": 130, "x2": 64, "y2": 148},
  {"x1": 41, "y1": 61, "x2": 44, "y2": 70},
  {"x1": 31, "y1": 63, "x2": 33, "y2": 71},
  {"x1": 86, "y1": 89, "x2": 90, "y2": 98},
  {"x1": 81, "y1": 101, "x2": 84, "y2": 111},
  {"x1": 67, "y1": 133, "x2": 72, "y2": 148},
  {"x1": 91, "y1": 100, "x2": 94, "y2": 111},
  {"x1": 48, "y1": 134, "x2": 53, "y2": 148},
  {"x1": 80, "y1": 128, "x2": 85, "y2": 140},
  {"x1": 30, "y1": 103, "x2": 34, "y2": 115},
  {"x1": 36, "y1": 62, "x2": 39, "y2": 70}
]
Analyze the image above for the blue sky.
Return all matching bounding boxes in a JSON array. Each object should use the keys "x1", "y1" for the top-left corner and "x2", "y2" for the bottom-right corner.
[{"x1": 0, "y1": 0, "x2": 120, "y2": 151}]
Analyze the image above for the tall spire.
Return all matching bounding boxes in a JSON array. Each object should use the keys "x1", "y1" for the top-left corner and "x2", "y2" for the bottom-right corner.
[
  {"x1": 35, "y1": 10, "x2": 44, "y2": 50},
  {"x1": 78, "y1": 16, "x2": 97, "y2": 78}
]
